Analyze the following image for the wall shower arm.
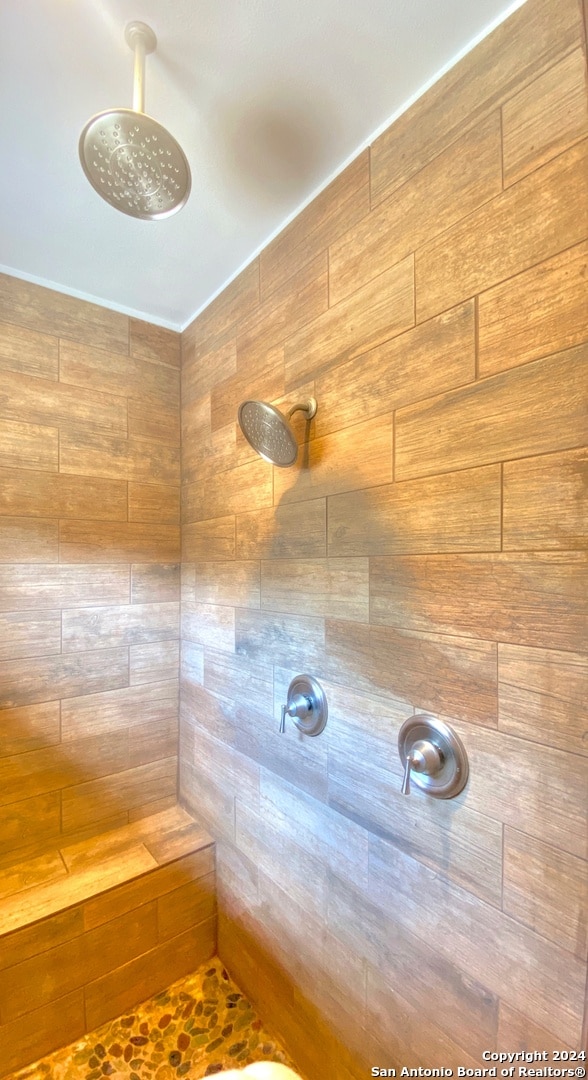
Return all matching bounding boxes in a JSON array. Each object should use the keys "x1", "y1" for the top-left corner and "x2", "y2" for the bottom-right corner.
[
  {"x1": 124, "y1": 22, "x2": 157, "y2": 115},
  {"x1": 287, "y1": 398, "x2": 317, "y2": 421}
]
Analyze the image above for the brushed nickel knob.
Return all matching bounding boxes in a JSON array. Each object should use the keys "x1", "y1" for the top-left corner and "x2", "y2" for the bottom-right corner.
[
  {"x1": 279, "y1": 674, "x2": 328, "y2": 736},
  {"x1": 398, "y1": 715, "x2": 468, "y2": 799},
  {"x1": 401, "y1": 738, "x2": 443, "y2": 795}
]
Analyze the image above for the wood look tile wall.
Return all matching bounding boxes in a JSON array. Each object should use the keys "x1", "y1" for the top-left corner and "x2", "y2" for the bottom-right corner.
[
  {"x1": 0, "y1": 277, "x2": 180, "y2": 862},
  {"x1": 179, "y1": 0, "x2": 588, "y2": 1072}
]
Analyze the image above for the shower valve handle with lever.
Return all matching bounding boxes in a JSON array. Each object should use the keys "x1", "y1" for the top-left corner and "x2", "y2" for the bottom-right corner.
[
  {"x1": 401, "y1": 739, "x2": 444, "y2": 795},
  {"x1": 278, "y1": 675, "x2": 328, "y2": 737},
  {"x1": 280, "y1": 693, "x2": 313, "y2": 733}
]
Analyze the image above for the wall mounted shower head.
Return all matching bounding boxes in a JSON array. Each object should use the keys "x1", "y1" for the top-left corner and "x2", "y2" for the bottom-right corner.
[
  {"x1": 238, "y1": 398, "x2": 317, "y2": 467},
  {"x1": 79, "y1": 21, "x2": 191, "y2": 220}
]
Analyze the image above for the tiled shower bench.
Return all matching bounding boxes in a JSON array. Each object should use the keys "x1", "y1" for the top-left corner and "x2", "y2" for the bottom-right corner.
[{"x1": 0, "y1": 806, "x2": 216, "y2": 1077}]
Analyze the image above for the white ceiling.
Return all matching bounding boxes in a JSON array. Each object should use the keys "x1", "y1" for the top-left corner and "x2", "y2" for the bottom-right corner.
[{"x1": 0, "y1": 0, "x2": 524, "y2": 330}]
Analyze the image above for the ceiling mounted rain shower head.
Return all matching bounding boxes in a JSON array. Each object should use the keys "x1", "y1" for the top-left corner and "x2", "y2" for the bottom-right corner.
[
  {"x1": 79, "y1": 21, "x2": 191, "y2": 220},
  {"x1": 238, "y1": 398, "x2": 317, "y2": 467}
]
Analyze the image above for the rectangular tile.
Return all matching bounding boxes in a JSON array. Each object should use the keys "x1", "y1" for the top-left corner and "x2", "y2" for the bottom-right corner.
[
  {"x1": 0, "y1": 468, "x2": 128, "y2": 521},
  {"x1": 61, "y1": 681, "x2": 179, "y2": 740},
  {"x1": 60, "y1": 807, "x2": 195, "y2": 872},
  {"x1": 236, "y1": 499, "x2": 326, "y2": 560},
  {"x1": 395, "y1": 345, "x2": 588, "y2": 479},
  {"x1": 82, "y1": 848, "x2": 214, "y2": 929},
  {"x1": 183, "y1": 517, "x2": 236, "y2": 561},
  {"x1": 325, "y1": 619, "x2": 498, "y2": 728},
  {"x1": 0, "y1": 518, "x2": 58, "y2": 563},
  {"x1": 451, "y1": 718, "x2": 588, "y2": 859},
  {"x1": 369, "y1": 0, "x2": 584, "y2": 204},
  {"x1": 0, "y1": 791, "x2": 61, "y2": 855},
  {"x1": 0, "y1": 565, "x2": 129, "y2": 611},
  {"x1": 138, "y1": 806, "x2": 212, "y2": 864},
  {"x1": 236, "y1": 801, "x2": 327, "y2": 918},
  {"x1": 0, "y1": 648, "x2": 129, "y2": 708},
  {"x1": 84, "y1": 918, "x2": 216, "y2": 1030},
  {"x1": 61, "y1": 759, "x2": 177, "y2": 833},
  {"x1": 0, "y1": 321, "x2": 58, "y2": 380},
  {"x1": 182, "y1": 458, "x2": 273, "y2": 523},
  {"x1": 330, "y1": 115, "x2": 501, "y2": 306},
  {"x1": 284, "y1": 255, "x2": 414, "y2": 386},
  {"x1": 416, "y1": 141, "x2": 588, "y2": 321},
  {"x1": 128, "y1": 483, "x2": 180, "y2": 525},
  {"x1": 131, "y1": 563, "x2": 180, "y2": 604},
  {"x1": 130, "y1": 318, "x2": 181, "y2": 368},
  {"x1": 368, "y1": 834, "x2": 586, "y2": 1047},
  {"x1": 130, "y1": 641, "x2": 179, "y2": 685},
  {"x1": 260, "y1": 152, "x2": 369, "y2": 299},
  {"x1": 0, "y1": 701, "x2": 60, "y2": 757},
  {"x1": 273, "y1": 415, "x2": 393, "y2": 506},
  {"x1": 367, "y1": 965, "x2": 481, "y2": 1070},
  {"x1": 236, "y1": 609, "x2": 325, "y2": 670},
  {"x1": 157, "y1": 873, "x2": 216, "y2": 941},
  {"x1": 186, "y1": 261, "x2": 259, "y2": 347},
  {"x1": 182, "y1": 601, "x2": 235, "y2": 652},
  {"x1": 0, "y1": 610, "x2": 61, "y2": 661},
  {"x1": 59, "y1": 521, "x2": 180, "y2": 563},
  {"x1": 260, "y1": 769, "x2": 369, "y2": 891},
  {"x1": 0, "y1": 903, "x2": 158, "y2": 1022},
  {"x1": 127, "y1": 717, "x2": 178, "y2": 769},
  {"x1": 370, "y1": 552, "x2": 587, "y2": 651},
  {"x1": 0, "y1": 907, "x2": 84, "y2": 971},
  {"x1": 503, "y1": 827, "x2": 588, "y2": 958},
  {"x1": 0, "y1": 273, "x2": 129, "y2": 351},
  {"x1": 502, "y1": 46, "x2": 588, "y2": 186},
  {"x1": 0, "y1": 990, "x2": 85, "y2": 1077},
  {"x1": 0, "y1": 369, "x2": 127, "y2": 435},
  {"x1": 315, "y1": 301, "x2": 475, "y2": 439},
  {"x1": 182, "y1": 335, "x2": 236, "y2": 405},
  {"x1": 0, "y1": 418, "x2": 57, "y2": 472},
  {"x1": 210, "y1": 348, "x2": 285, "y2": 433},
  {"x1": 503, "y1": 449, "x2": 588, "y2": 550},
  {"x1": 183, "y1": 415, "x2": 236, "y2": 486},
  {"x1": 62, "y1": 602, "x2": 178, "y2": 651},
  {"x1": 202, "y1": 648, "x2": 272, "y2": 709},
  {"x1": 328, "y1": 465, "x2": 500, "y2": 556},
  {"x1": 328, "y1": 719, "x2": 503, "y2": 906},
  {"x1": 0, "y1": 851, "x2": 68, "y2": 902},
  {"x1": 0, "y1": 729, "x2": 129, "y2": 809},
  {"x1": 59, "y1": 428, "x2": 180, "y2": 484},
  {"x1": 188, "y1": 670, "x2": 328, "y2": 804},
  {"x1": 498, "y1": 643, "x2": 587, "y2": 756},
  {"x1": 128, "y1": 397, "x2": 180, "y2": 446},
  {"x1": 261, "y1": 558, "x2": 369, "y2": 622},
  {"x1": 181, "y1": 640, "x2": 204, "y2": 686},
  {"x1": 179, "y1": 720, "x2": 256, "y2": 840},
  {"x1": 192, "y1": 560, "x2": 260, "y2": 609},
  {"x1": 59, "y1": 340, "x2": 179, "y2": 405},
  {"x1": 255, "y1": 868, "x2": 367, "y2": 1028},
  {"x1": 478, "y1": 242, "x2": 588, "y2": 377},
  {"x1": 236, "y1": 252, "x2": 328, "y2": 367},
  {"x1": 0, "y1": 847, "x2": 156, "y2": 938},
  {"x1": 497, "y1": 1002, "x2": 574, "y2": 1054}
]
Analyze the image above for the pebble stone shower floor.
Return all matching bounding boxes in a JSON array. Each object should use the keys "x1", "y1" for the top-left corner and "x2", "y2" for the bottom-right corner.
[{"x1": 6, "y1": 958, "x2": 296, "y2": 1080}]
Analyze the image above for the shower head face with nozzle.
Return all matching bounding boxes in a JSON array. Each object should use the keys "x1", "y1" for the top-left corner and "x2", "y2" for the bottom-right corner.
[
  {"x1": 79, "y1": 21, "x2": 191, "y2": 220},
  {"x1": 79, "y1": 109, "x2": 191, "y2": 220},
  {"x1": 238, "y1": 400, "x2": 299, "y2": 467}
]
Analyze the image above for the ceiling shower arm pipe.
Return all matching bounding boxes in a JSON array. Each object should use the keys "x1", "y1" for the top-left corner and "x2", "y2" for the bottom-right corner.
[
  {"x1": 132, "y1": 35, "x2": 146, "y2": 113},
  {"x1": 124, "y1": 22, "x2": 157, "y2": 115}
]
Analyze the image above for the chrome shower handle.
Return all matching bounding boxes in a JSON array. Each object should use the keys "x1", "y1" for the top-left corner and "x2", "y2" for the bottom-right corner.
[
  {"x1": 401, "y1": 753, "x2": 414, "y2": 795},
  {"x1": 279, "y1": 693, "x2": 312, "y2": 733},
  {"x1": 400, "y1": 739, "x2": 443, "y2": 796}
]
